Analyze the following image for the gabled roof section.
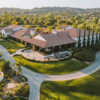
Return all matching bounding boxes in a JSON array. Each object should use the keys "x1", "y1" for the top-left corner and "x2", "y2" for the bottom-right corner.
[
  {"x1": 10, "y1": 29, "x2": 31, "y2": 38},
  {"x1": 32, "y1": 31, "x2": 76, "y2": 48},
  {"x1": 34, "y1": 34, "x2": 46, "y2": 41}
]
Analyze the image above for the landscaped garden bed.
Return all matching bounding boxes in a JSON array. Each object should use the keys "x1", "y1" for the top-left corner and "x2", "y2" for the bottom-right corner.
[{"x1": 0, "y1": 58, "x2": 29, "y2": 100}]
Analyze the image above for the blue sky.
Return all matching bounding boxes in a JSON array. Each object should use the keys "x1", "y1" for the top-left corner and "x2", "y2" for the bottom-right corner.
[{"x1": 0, "y1": 0, "x2": 100, "y2": 9}]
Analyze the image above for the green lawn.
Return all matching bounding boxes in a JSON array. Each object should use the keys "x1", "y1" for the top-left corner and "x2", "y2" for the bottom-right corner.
[
  {"x1": 41, "y1": 70, "x2": 100, "y2": 100},
  {"x1": 14, "y1": 56, "x2": 89, "y2": 75},
  {"x1": 0, "y1": 39, "x2": 24, "y2": 53},
  {"x1": 73, "y1": 48, "x2": 96, "y2": 62}
]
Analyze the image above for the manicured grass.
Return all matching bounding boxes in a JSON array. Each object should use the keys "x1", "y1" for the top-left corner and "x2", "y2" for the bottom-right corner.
[
  {"x1": 41, "y1": 70, "x2": 100, "y2": 100},
  {"x1": 0, "y1": 39, "x2": 24, "y2": 53},
  {"x1": 14, "y1": 56, "x2": 89, "y2": 75}
]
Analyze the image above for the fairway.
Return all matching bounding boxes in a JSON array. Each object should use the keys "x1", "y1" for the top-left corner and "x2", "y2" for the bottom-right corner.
[{"x1": 41, "y1": 70, "x2": 100, "y2": 100}]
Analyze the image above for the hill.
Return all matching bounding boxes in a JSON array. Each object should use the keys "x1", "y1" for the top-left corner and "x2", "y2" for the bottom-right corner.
[
  {"x1": 0, "y1": 7, "x2": 100, "y2": 16},
  {"x1": 0, "y1": 7, "x2": 89, "y2": 15}
]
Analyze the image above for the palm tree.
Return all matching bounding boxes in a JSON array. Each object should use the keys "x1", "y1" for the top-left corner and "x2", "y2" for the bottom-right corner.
[
  {"x1": 78, "y1": 23, "x2": 87, "y2": 48},
  {"x1": 77, "y1": 24, "x2": 83, "y2": 48},
  {"x1": 78, "y1": 29, "x2": 81, "y2": 48},
  {"x1": 83, "y1": 29, "x2": 86, "y2": 47},
  {"x1": 99, "y1": 33, "x2": 100, "y2": 41},
  {"x1": 96, "y1": 25, "x2": 100, "y2": 44},
  {"x1": 87, "y1": 30, "x2": 91, "y2": 47},
  {"x1": 86, "y1": 24, "x2": 91, "y2": 47},
  {"x1": 90, "y1": 23, "x2": 95, "y2": 47}
]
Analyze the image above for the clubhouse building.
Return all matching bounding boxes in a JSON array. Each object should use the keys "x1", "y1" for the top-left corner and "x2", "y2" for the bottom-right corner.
[
  {"x1": 8, "y1": 27, "x2": 76, "y2": 54},
  {"x1": 1, "y1": 25, "x2": 99, "y2": 61}
]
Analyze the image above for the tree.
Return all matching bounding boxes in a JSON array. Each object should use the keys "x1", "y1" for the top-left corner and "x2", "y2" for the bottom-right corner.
[
  {"x1": 78, "y1": 30, "x2": 81, "y2": 48},
  {"x1": 96, "y1": 25, "x2": 100, "y2": 44},
  {"x1": 56, "y1": 26, "x2": 61, "y2": 30},
  {"x1": 78, "y1": 24, "x2": 86, "y2": 48},
  {"x1": 14, "y1": 62, "x2": 22, "y2": 75},
  {"x1": 11, "y1": 20, "x2": 19, "y2": 25},
  {"x1": 72, "y1": 24, "x2": 77, "y2": 28},
  {"x1": 90, "y1": 23, "x2": 95, "y2": 47},
  {"x1": 35, "y1": 26, "x2": 42, "y2": 32},
  {"x1": 46, "y1": 26, "x2": 53, "y2": 33},
  {"x1": 87, "y1": 30, "x2": 91, "y2": 47},
  {"x1": 86, "y1": 23, "x2": 91, "y2": 47}
]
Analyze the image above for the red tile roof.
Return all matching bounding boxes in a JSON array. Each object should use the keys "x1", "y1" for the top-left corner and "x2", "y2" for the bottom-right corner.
[
  {"x1": 10, "y1": 30, "x2": 30, "y2": 37},
  {"x1": 10, "y1": 30, "x2": 76, "y2": 48},
  {"x1": 32, "y1": 31, "x2": 76, "y2": 48},
  {"x1": 3, "y1": 25, "x2": 20, "y2": 30},
  {"x1": 66, "y1": 29, "x2": 78, "y2": 38},
  {"x1": 65, "y1": 28, "x2": 94, "y2": 38}
]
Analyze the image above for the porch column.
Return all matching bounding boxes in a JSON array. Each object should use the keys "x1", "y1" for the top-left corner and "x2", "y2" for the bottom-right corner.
[
  {"x1": 32, "y1": 45, "x2": 35, "y2": 51},
  {"x1": 59, "y1": 45, "x2": 62, "y2": 51},
  {"x1": 52, "y1": 46, "x2": 55, "y2": 53}
]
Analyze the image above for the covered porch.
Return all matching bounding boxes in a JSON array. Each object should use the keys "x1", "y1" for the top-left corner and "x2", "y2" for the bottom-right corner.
[{"x1": 32, "y1": 43, "x2": 75, "y2": 55}]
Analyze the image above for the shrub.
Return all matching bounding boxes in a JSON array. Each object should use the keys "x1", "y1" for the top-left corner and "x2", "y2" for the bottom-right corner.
[
  {"x1": 73, "y1": 48, "x2": 96, "y2": 62},
  {"x1": 0, "y1": 51, "x2": 2, "y2": 57},
  {"x1": 8, "y1": 49, "x2": 16, "y2": 54},
  {"x1": 94, "y1": 44, "x2": 100, "y2": 52},
  {"x1": 0, "y1": 60, "x2": 7, "y2": 72}
]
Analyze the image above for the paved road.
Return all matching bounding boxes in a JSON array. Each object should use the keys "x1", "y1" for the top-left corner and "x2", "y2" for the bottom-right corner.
[
  {"x1": 0, "y1": 72, "x2": 4, "y2": 82},
  {"x1": 1, "y1": 45, "x2": 100, "y2": 100}
]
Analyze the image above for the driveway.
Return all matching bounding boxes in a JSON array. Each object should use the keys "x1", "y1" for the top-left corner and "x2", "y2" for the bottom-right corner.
[{"x1": 0, "y1": 45, "x2": 100, "y2": 100}]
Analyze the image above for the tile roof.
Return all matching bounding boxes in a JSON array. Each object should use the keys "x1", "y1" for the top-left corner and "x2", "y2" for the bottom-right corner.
[
  {"x1": 65, "y1": 28, "x2": 95, "y2": 38},
  {"x1": 10, "y1": 29, "x2": 36, "y2": 44},
  {"x1": 32, "y1": 31, "x2": 76, "y2": 48},
  {"x1": 10, "y1": 29, "x2": 76, "y2": 48},
  {"x1": 10, "y1": 29, "x2": 32, "y2": 42},
  {"x1": 3, "y1": 25, "x2": 21, "y2": 30}
]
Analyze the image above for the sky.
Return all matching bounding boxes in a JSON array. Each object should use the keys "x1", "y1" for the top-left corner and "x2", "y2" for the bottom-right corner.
[{"x1": 0, "y1": 0, "x2": 100, "y2": 9}]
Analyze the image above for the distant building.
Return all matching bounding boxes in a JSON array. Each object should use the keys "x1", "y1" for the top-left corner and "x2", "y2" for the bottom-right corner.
[
  {"x1": 62, "y1": 26, "x2": 99, "y2": 47},
  {"x1": 1, "y1": 25, "x2": 25, "y2": 37}
]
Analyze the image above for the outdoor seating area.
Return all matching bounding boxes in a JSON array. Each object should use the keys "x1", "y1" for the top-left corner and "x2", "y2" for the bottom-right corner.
[{"x1": 14, "y1": 49, "x2": 72, "y2": 61}]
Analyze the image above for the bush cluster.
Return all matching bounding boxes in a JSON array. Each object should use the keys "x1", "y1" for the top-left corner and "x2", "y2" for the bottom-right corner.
[{"x1": 73, "y1": 48, "x2": 96, "y2": 62}]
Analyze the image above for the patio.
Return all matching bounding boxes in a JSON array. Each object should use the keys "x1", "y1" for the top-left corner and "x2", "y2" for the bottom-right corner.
[{"x1": 14, "y1": 49, "x2": 72, "y2": 61}]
